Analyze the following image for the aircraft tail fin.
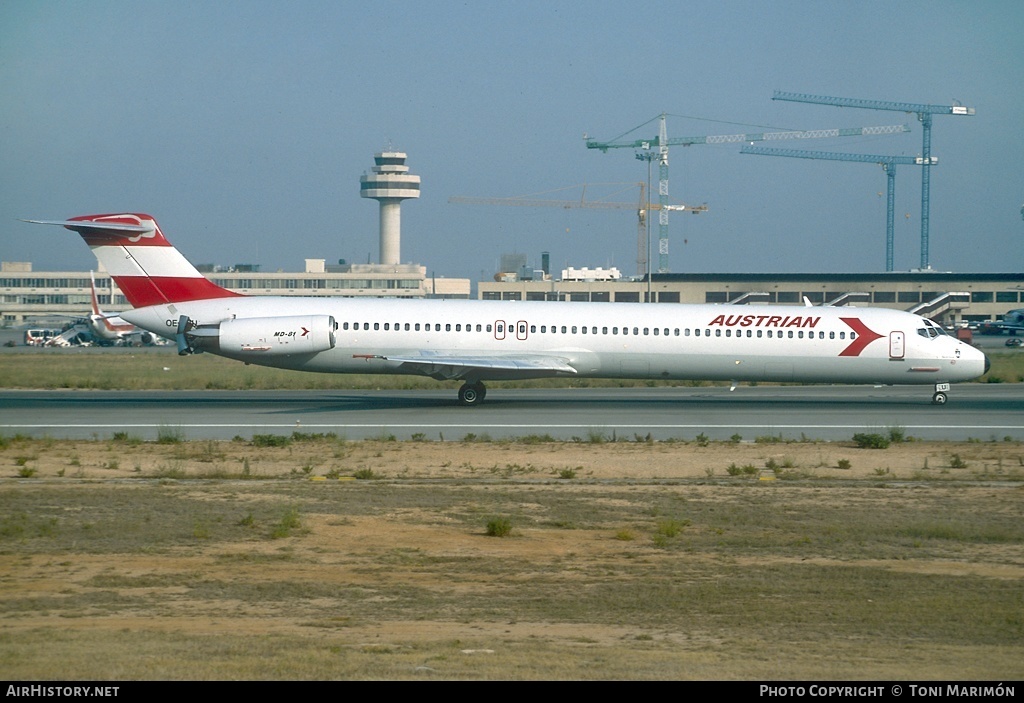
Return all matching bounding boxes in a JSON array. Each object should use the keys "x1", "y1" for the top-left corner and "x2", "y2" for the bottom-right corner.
[
  {"x1": 24, "y1": 214, "x2": 241, "y2": 308},
  {"x1": 89, "y1": 271, "x2": 102, "y2": 317}
]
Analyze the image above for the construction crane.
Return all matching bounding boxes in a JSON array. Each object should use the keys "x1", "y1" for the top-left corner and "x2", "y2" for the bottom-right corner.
[
  {"x1": 773, "y1": 92, "x2": 975, "y2": 269},
  {"x1": 449, "y1": 183, "x2": 707, "y2": 277},
  {"x1": 740, "y1": 145, "x2": 937, "y2": 272},
  {"x1": 584, "y1": 113, "x2": 911, "y2": 273}
]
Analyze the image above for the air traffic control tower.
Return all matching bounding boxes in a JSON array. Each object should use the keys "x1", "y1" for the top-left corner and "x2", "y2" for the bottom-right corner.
[{"x1": 359, "y1": 151, "x2": 420, "y2": 266}]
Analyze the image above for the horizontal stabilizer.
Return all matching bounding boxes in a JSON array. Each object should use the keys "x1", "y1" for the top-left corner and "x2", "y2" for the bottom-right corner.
[{"x1": 21, "y1": 219, "x2": 154, "y2": 234}]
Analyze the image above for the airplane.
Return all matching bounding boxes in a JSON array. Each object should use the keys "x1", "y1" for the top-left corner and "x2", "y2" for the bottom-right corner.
[
  {"x1": 86, "y1": 271, "x2": 155, "y2": 346},
  {"x1": 978, "y1": 309, "x2": 1024, "y2": 336},
  {"x1": 24, "y1": 213, "x2": 988, "y2": 406}
]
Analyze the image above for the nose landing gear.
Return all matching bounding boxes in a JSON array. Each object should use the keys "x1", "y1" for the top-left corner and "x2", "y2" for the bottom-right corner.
[{"x1": 931, "y1": 382, "x2": 950, "y2": 406}]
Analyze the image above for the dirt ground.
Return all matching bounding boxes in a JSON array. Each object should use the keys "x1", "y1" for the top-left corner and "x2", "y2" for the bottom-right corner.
[
  {"x1": 2, "y1": 437, "x2": 1023, "y2": 679},
  {"x1": 7, "y1": 435, "x2": 1024, "y2": 481}
]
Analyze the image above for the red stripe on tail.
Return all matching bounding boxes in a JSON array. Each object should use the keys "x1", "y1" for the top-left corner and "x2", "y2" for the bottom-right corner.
[{"x1": 114, "y1": 276, "x2": 241, "y2": 307}]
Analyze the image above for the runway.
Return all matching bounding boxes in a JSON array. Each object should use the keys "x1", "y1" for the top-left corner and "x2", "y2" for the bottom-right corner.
[{"x1": 1, "y1": 384, "x2": 1022, "y2": 442}]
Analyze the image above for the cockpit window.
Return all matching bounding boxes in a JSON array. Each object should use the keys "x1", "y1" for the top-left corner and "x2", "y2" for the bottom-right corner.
[{"x1": 917, "y1": 320, "x2": 947, "y2": 338}]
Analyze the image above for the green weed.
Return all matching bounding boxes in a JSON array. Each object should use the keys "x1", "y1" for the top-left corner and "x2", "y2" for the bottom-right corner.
[
  {"x1": 655, "y1": 518, "x2": 690, "y2": 538},
  {"x1": 270, "y1": 507, "x2": 303, "y2": 539},
  {"x1": 253, "y1": 434, "x2": 290, "y2": 448},
  {"x1": 156, "y1": 426, "x2": 185, "y2": 444},
  {"x1": 852, "y1": 433, "x2": 890, "y2": 449},
  {"x1": 485, "y1": 517, "x2": 513, "y2": 537}
]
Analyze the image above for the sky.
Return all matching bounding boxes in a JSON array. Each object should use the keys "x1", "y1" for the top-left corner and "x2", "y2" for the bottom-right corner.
[{"x1": 2, "y1": 0, "x2": 1022, "y2": 282}]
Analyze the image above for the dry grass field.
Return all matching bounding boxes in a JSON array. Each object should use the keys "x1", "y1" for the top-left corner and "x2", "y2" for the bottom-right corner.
[{"x1": 1, "y1": 433, "x2": 1022, "y2": 679}]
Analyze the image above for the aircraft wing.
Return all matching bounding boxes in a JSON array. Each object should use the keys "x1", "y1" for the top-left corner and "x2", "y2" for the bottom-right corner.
[{"x1": 377, "y1": 352, "x2": 578, "y2": 381}]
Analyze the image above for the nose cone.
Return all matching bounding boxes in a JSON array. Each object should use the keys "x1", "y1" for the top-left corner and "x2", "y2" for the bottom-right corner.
[
  {"x1": 954, "y1": 341, "x2": 989, "y2": 381},
  {"x1": 965, "y1": 344, "x2": 990, "y2": 380}
]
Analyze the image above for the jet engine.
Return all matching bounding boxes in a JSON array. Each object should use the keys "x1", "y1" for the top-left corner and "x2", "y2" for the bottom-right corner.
[{"x1": 178, "y1": 315, "x2": 336, "y2": 356}]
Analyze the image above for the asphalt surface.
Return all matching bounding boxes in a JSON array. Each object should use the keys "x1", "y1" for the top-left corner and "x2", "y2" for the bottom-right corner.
[{"x1": 1, "y1": 385, "x2": 1021, "y2": 441}]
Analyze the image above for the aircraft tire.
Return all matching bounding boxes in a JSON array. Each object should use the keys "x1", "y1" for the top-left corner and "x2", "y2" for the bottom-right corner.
[
  {"x1": 460, "y1": 384, "x2": 483, "y2": 407},
  {"x1": 458, "y1": 383, "x2": 484, "y2": 406},
  {"x1": 931, "y1": 391, "x2": 948, "y2": 406}
]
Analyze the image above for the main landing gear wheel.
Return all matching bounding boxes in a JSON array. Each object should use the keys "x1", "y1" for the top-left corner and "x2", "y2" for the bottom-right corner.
[
  {"x1": 458, "y1": 382, "x2": 487, "y2": 406},
  {"x1": 931, "y1": 391, "x2": 948, "y2": 406}
]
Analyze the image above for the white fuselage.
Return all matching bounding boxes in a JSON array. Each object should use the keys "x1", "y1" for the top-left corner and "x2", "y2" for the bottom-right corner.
[
  {"x1": 88, "y1": 313, "x2": 136, "y2": 342},
  {"x1": 121, "y1": 297, "x2": 987, "y2": 386}
]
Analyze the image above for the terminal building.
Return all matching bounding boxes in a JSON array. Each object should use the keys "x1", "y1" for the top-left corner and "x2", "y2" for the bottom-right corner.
[
  {"x1": 478, "y1": 271, "x2": 1024, "y2": 327},
  {"x1": 3, "y1": 264, "x2": 1022, "y2": 328},
  {"x1": 0, "y1": 260, "x2": 470, "y2": 325},
  {"x1": 3, "y1": 260, "x2": 1021, "y2": 331}
]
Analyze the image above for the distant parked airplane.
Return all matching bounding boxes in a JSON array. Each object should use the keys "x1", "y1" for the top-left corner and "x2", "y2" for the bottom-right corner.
[
  {"x1": 978, "y1": 308, "x2": 1024, "y2": 336},
  {"x1": 86, "y1": 272, "x2": 153, "y2": 345}
]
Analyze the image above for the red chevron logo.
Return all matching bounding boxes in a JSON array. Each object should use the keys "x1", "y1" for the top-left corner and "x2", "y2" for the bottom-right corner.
[{"x1": 839, "y1": 317, "x2": 884, "y2": 357}]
